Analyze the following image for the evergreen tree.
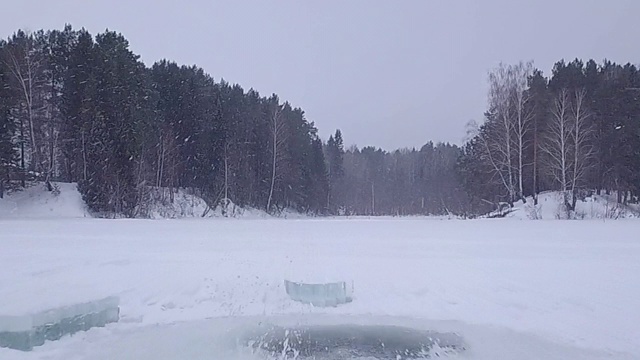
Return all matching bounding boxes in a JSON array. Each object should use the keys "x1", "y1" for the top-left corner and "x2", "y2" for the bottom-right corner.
[
  {"x1": 77, "y1": 31, "x2": 147, "y2": 216},
  {"x1": 326, "y1": 129, "x2": 345, "y2": 213},
  {"x1": 0, "y1": 40, "x2": 18, "y2": 196},
  {"x1": 61, "y1": 29, "x2": 96, "y2": 183},
  {"x1": 308, "y1": 136, "x2": 329, "y2": 214}
]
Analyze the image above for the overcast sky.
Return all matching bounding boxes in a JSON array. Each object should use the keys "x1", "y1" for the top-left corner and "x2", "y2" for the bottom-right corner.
[{"x1": 2, "y1": 1, "x2": 639, "y2": 149}]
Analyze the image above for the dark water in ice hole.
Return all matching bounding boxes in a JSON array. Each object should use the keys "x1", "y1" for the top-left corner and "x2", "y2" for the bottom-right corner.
[{"x1": 245, "y1": 324, "x2": 465, "y2": 359}]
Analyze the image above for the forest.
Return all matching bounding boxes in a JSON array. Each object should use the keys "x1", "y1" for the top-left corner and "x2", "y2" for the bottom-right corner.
[
  {"x1": 1, "y1": 26, "x2": 639, "y2": 217},
  {"x1": 460, "y1": 61, "x2": 640, "y2": 216}
]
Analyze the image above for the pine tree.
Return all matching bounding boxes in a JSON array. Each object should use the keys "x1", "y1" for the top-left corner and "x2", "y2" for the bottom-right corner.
[
  {"x1": 61, "y1": 29, "x2": 96, "y2": 183},
  {"x1": 325, "y1": 129, "x2": 345, "y2": 213},
  {"x1": 76, "y1": 30, "x2": 147, "y2": 216},
  {"x1": 0, "y1": 40, "x2": 19, "y2": 196},
  {"x1": 527, "y1": 69, "x2": 550, "y2": 203}
]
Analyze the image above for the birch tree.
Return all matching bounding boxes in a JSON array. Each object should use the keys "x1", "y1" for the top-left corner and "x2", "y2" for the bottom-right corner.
[
  {"x1": 482, "y1": 64, "x2": 517, "y2": 205},
  {"x1": 568, "y1": 88, "x2": 594, "y2": 208},
  {"x1": 266, "y1": 100, "x2": 285, "y2": 213},
  {"x1": 511, "y1": 61, "x2": 535, "y2": 202},
  {"x1": 222, "y1": 141, "x2": 230, "y2": 215},
  {"x1": 542, "y1": 89, "x2": 571, "y2": 199},
  {"x1": 541, "y1": 88, "x2": 593, "y2": 216},
  {"x1": 3, "y1": 31, "x2": 45, "y2": 177},
  {"x1": 475, "y1": 120, "x2": 513, "y2": 204},
  {"x1": 479, "y1": 62, "x2": 536, "y2": 205}
]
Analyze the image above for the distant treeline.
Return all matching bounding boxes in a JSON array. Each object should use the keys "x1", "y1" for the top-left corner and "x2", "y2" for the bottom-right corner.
[{"x1": 0, "y1": 26, "x2": 638, "y2": 217}]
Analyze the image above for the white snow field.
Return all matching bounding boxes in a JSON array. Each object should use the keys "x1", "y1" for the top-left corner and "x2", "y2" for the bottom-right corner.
[{"x1": 1, "y1": 218, "x2": 639, "y2": 359}]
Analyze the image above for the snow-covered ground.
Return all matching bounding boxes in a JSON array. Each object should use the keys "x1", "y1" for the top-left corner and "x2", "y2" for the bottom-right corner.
[
  {"x1": 500, "y1": 191, "x2": 640, "y2": 220},
  {"x1": 1, "y1": 217, "x2": 639, "y2": 359},
  {"x1": 0, "y1": 183, "x2": 88, "y2": 219},
  {"x1": 0, "y1": 182, "x2": 306, "y2": 219},
  {"x1": 138, "y1": 187, "x2": 295, "y2": 219}
]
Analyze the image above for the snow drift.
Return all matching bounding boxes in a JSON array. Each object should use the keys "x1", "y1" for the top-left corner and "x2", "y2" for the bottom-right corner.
[
  {"x1": 0, "y1": 182, "x2": 301, "y2": 220},
  {"x1": 486, "y1": 191, "x2": 640, "y2": 220},
  {"x1": 3, "y1": 182, "x2": 637, "y2": 221},
  {"x1": 0, "y1": 183, "x2": 87, "y2": 219}
]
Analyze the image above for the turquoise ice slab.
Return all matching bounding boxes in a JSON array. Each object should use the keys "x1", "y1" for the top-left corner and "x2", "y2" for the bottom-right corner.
[{"x1": 0, "y1": 296, "x2": 119, "y2": 351}]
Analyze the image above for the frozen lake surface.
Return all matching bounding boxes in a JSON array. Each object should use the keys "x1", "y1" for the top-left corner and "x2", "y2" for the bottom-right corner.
[{"x1": 1, "y1": 218, "x2": 638, "y2": 359}]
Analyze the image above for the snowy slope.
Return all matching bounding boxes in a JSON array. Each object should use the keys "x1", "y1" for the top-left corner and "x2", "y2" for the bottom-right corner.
[
  {"x1": 5, "y1": 182, "x2": 636, "y2": 221},
  {"x1": 140, "y1": 187, "x2": 309, "y2": 219},
  {"x1": 0, "y1": 183, "x2": 87, "y2": 219},
  {"x1": 0, "y1": 218, "x2": 638, "y2": 359},
  {"x1": 493, "y1": 191, "x2": 640, "y2": 220},
  {"x1": 0, "y1": 182, "x2": 303, "y2": 220},
  {"x1": 143, "y1": 190, "x2": 306, "y2": 219},
  {"x1": 138, "y1": 187, "x2": 215, "y2": 219}
]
